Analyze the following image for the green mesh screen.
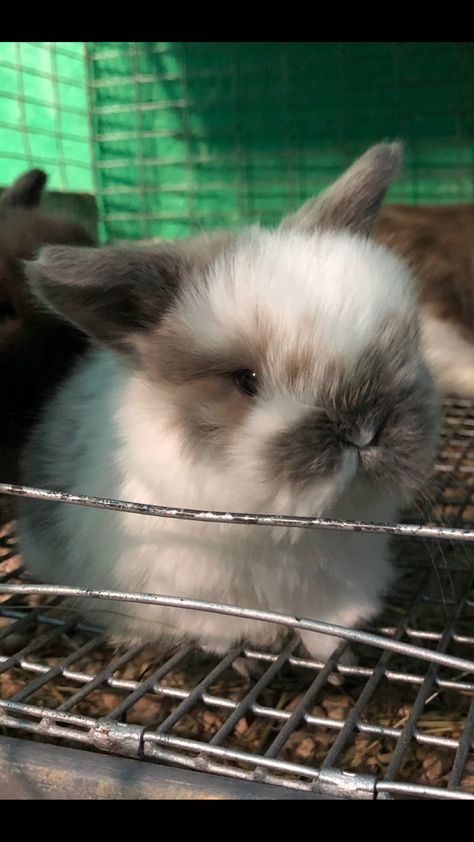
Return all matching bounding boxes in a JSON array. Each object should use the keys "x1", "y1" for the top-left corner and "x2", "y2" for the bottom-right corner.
[
  {"x1": 86, "y1": 42, "x2": 474, "y2": 243},
  {"x1": 1, "y1": 43, "x2": 473, "y2": 243},
  {"x1": 0, "y1": 42, "x2": 93, "y2": 192}
]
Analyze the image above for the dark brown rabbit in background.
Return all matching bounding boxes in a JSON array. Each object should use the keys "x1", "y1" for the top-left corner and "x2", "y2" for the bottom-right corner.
[
  {"x1": 0, "y1": 169, "x2": 95, "y2": 521},
  {"x1": 375, "y1": 203, "x2": 474, "y2": 397}
]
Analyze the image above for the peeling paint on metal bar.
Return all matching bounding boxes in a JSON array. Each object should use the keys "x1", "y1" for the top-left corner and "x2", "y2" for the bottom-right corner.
[{"x1": 1, "y1": 482, "x2": 473, "y2": 541}]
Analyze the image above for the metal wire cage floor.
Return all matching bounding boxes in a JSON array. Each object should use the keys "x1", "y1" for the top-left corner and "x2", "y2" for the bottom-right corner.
[{"x1": 0, "y1": 397, "x2": 473, "y2": 800}]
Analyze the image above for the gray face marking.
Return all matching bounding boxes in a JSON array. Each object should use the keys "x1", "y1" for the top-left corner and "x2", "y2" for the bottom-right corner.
[{"x1": 265, "y1": 340, "x2": 439, "y2": 496}]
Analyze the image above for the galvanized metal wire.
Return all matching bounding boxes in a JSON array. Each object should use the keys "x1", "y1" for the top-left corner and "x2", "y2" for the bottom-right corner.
[{"x1": 1, "y1": 482, "x2": 474, "y2": 542}]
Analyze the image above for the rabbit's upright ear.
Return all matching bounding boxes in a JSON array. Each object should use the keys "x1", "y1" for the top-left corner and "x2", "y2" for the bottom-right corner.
[
  {"x1": 24, "y1": 244, "x2": 183, "y2": 356},
  {"x1": 0, "y1": 169, "x2": 47, "y2": 210},
  {"x1": 280, "y1": 143, "x2": 402, "y2": 237}
]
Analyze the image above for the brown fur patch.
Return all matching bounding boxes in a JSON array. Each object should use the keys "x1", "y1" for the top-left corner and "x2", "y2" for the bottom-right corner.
[
  {"x1": 171, "y1": 375, "x2": 251, "y2": 453},
  {"x1": 149, "y1": 320, "x2": 252, "y2": 386},
  {"x1": 281, "y1": 345, "x2": 318, "y2": 389},
  {"x1": 375, "y1": 204, "x2": 474, "y2": 342},
  {"x1": 148, "y1": 301, "x2": 276, "y2": 388},
  {"x1": 144, "y1": 298, "x2": 263, "y2": 454}
]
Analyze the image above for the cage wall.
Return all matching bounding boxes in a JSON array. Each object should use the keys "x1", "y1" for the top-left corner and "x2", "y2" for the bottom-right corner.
[
  {"x1": 0, "y1": 42, "x2": 92, "y2": 192},
  {"x1": 86, "y1": 42, "x2": 474, "y2": 243}
]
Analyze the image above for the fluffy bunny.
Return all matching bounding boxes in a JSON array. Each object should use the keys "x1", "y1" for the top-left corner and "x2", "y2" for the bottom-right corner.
[
  {"x1": 18, "y1": 144, "x2": 439, "y2": 661},
  {"x1": 375, "y1": 204, "x2": 474, "y2": 397},
  {"x1": 0, "y1": 169, "x2": 94, "y2": 521}
]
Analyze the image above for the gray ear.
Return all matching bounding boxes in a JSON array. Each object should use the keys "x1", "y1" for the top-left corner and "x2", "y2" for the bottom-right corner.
[
  {"x1": 280, "y1": 143, "x2": 402, "y2": 237},
  {"x1": 24, "y1": 244, "x2": 182, "y2": 355},
  {"x1": 0, "y1": 169, "x2": 47, "y2": 209}
]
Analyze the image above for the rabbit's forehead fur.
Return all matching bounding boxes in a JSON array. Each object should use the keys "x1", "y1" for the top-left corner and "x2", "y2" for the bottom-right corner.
[
  {"x1": 153, "y1": 227, "x2": 419, "y2": 395},
  {"x1": 184, "y1": 228, "x2": 414, "y2": 364}
]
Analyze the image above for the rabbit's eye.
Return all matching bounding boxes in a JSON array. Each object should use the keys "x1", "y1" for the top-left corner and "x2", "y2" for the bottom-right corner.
[{"x1": 231, "y1": 369, "x2": 258, "y2": 397}]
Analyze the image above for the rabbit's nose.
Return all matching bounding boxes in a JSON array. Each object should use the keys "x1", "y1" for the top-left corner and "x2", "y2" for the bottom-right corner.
[{"x1": 340, "y1": 426, "x2": 380, "y2": 450}]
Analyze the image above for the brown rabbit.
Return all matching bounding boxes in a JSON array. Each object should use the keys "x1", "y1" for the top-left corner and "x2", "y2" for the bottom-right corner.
[
  {"x1": 0, "y1": 169, "x2": 95, "y2": 520},
  {"x1": 375, "y1": 204, "x2": 474, "y2": 397}
]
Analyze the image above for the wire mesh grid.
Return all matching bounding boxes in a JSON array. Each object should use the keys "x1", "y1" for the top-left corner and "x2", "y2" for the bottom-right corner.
[
  {"x1": 86, "y1": 42, "x2": 474, "y2": 243},
  {"x1": 0, "y1": 397, "x2": 473, "y2": 800},
  {"x1": 0, "y1": 42, "x2": 92, "y2": 192}
]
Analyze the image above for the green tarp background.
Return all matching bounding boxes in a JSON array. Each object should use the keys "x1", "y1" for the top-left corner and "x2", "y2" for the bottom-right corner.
[{"x1": 1, "y1": 42, "x2": 473, "y2": 243}]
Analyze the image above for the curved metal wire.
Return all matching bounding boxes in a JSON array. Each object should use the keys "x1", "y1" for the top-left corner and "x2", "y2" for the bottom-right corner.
[
  {"x1": 1, "y1": 482, "x2": 474, "y2": 541},
  {"x1": 1, "y1": 581, "x2": 474, "y2": 674}
]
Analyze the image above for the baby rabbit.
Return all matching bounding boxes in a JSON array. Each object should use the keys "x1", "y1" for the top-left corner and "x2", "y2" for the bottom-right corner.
[
  {"x1": 375, "y1": 204, "x2": 474, "y2": 397},
  {"x1": 18, "y1": 144, "x2": 439, "y2": 661},
  {"x1": 0, "y1": 169, "x2": 94, "y2": 520}
]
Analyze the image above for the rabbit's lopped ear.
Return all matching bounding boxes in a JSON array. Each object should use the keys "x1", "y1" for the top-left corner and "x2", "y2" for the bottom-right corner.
[
  {"x1": 280, "y1": 143, "x2": 402, "y2": 238},
  {"x1": 24, "y1": 244, "x2": 183, "y2": 356},
  {"x1": 0, "y1": 169, "x2": 47, "y2": 210}
]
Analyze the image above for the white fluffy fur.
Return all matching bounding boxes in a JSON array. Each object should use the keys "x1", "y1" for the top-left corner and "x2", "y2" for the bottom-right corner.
[
  {"x1": 184, "y1": 228, "x2": 415, "y2": 371},
  {"x1": 19, "y1": 227, "x2": 421, "y2": 661}
]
